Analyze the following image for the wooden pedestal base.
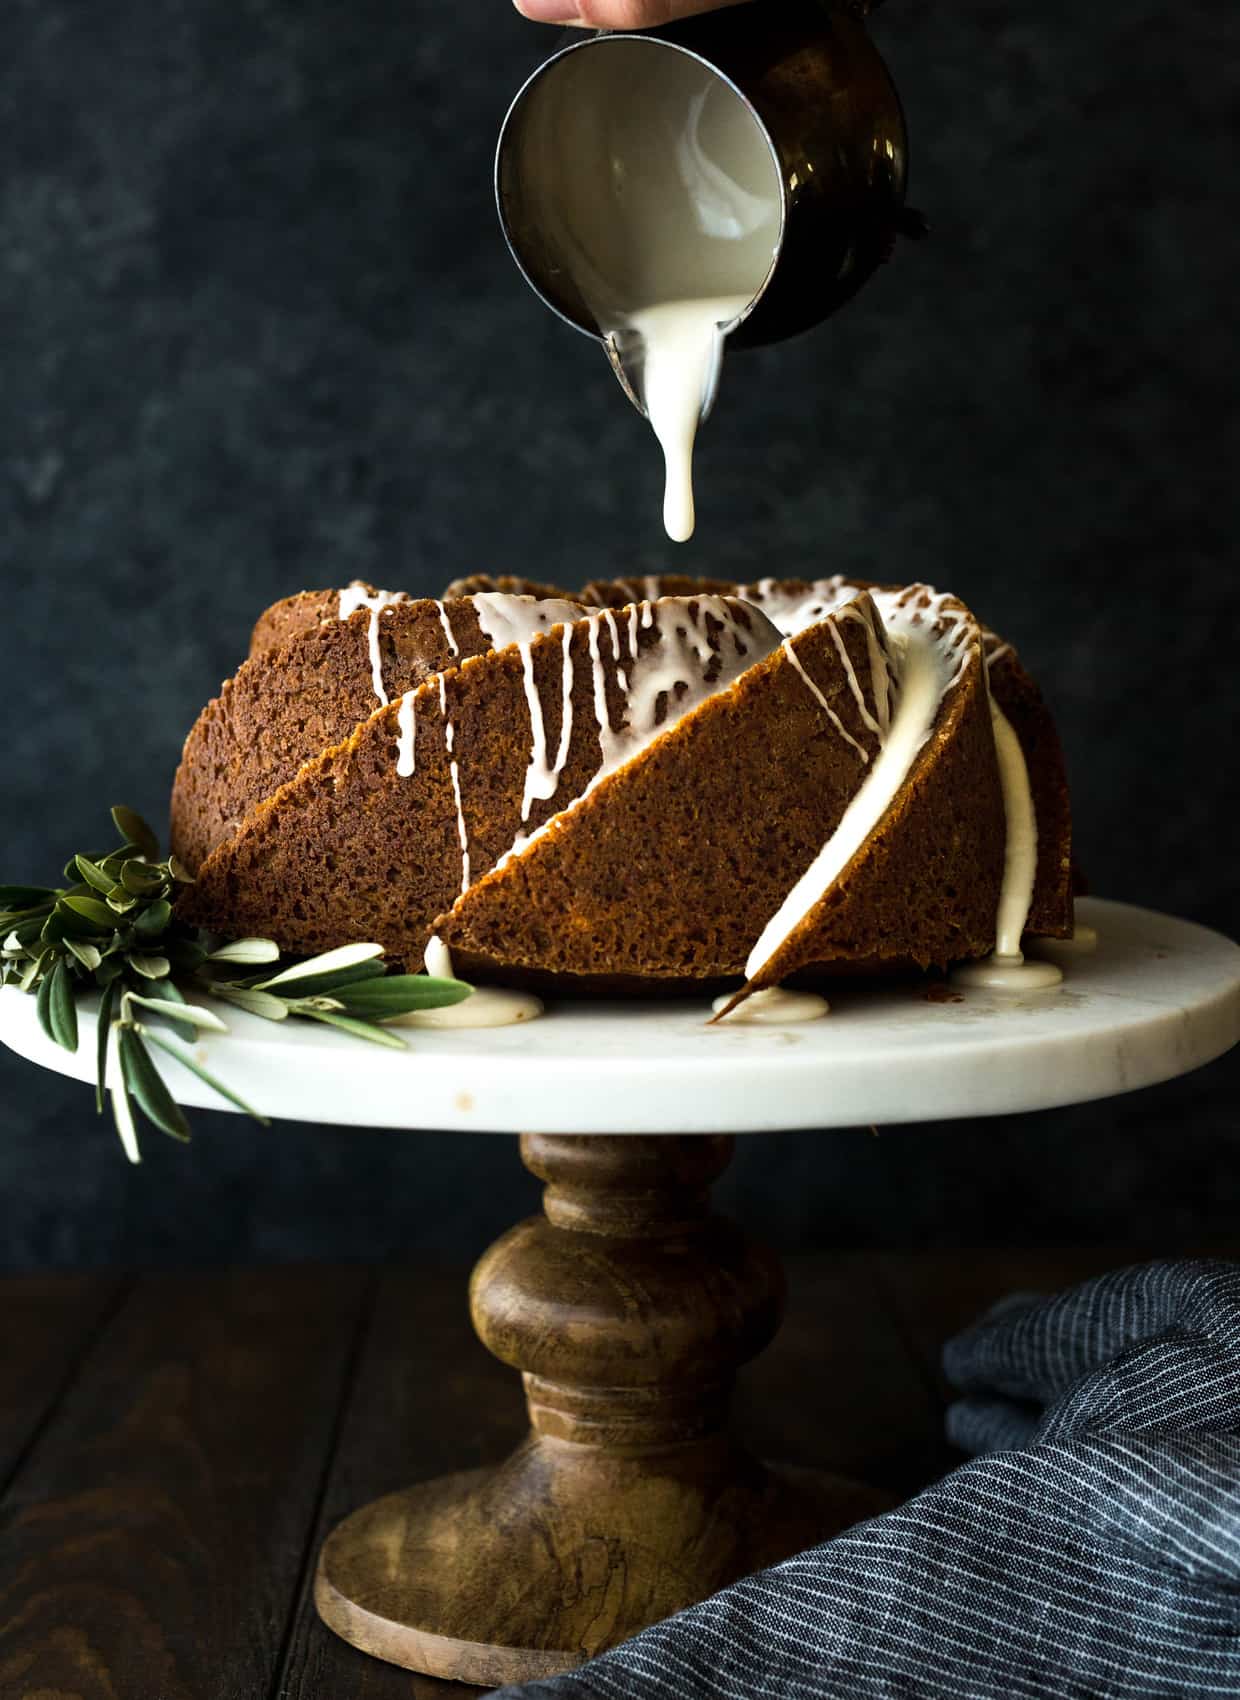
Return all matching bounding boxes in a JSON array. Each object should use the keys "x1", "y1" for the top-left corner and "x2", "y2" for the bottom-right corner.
[{"x1": 315, "y1": 1135, "x2": 890, "y2": 1685}]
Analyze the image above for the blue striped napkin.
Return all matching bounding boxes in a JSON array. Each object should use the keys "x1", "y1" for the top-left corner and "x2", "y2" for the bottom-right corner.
[{"x1": 494, "y1": 1261, "x2": 1240, "y2": 1700}]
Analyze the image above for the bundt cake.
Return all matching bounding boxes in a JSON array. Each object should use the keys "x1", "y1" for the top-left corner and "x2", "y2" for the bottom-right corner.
[{"x1": 171, "y1": 574, "x2": 1073, "y2": 999}]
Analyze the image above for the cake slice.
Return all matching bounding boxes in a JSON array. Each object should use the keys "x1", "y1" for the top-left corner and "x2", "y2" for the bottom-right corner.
[
  {"x1": 176, "y1": 596, "x2": 782, "y2": 966},
  {"x1": 437, "y1": 591, "x2": 1007, "y2": 985},
  {"x1": 555, "y1": 571, "x2": 1073, "y2": 942},
  {"x1": 734, "y1": 588, "x2": 1004, "y2": 994},
  {"x1": 247, "y1": 587, "x2": 363, "y2": 657},
  {"x1": 171, "y1": 590, "x2": 584, "y2": 875}
]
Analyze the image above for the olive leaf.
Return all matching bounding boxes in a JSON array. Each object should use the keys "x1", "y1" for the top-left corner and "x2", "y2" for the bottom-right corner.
[
  {"x1": 4, "y1": 806, "x2": 479, "y2": 1158},
  {"x1": 119, "y1": 1026, "x2": 191, "y2": 1143},
  {"x1": 206, "y1": 938, "x2": 280, "y2": 966},
  {"x1": 141, "y1": 1029, "x2": 269, "y2": 1123},
  {"x1": 255, "y1": 942, "x2": 385, "y2": 989},
  {"x1": 110, "y1": 806, "x2": 160, "y2": 861},
  {"x1": 301, "y1": 1009, "x2": 409, "y2": 1049},
  {"x1": 0, "y1": 884, "x2": 56, "y2": 909},
  {"x1": 111, "y1": 1062, "x2": 142, "y2": 1164},
  {"x1": 333, "y1": 974, "x2": 472, "y2": 1017},
  {"x1": 123, "y1": 992, "x2": 230, "y2": 1034}
]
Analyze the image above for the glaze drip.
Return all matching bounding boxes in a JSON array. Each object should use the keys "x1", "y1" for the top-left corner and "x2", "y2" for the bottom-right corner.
[
  {"x1": 395, "y1": 691, "x2": 417, "y2": 779},
  {"x1": 989, "y1": 700, "x2": 1038, "y2": 960},
  {"x1": 585, "y1": 596, "x2": 775, "y2": 785},
  {"x1": 338, "y1": 583, "x2": 408, "y2": 708},
  {"x1": 515, "y1": 620, "x2": 577, "y2": 832},
  {"x1": 782, "y1": 637, "x2": 869, "y2": 764},
  {"x1": 468, "y1": 595, "x2": 585, "y2": 832},
  {"x1": 950, "y1": 955, "x2": 1063, "y2": 993},
  {"x1": 436, "y1": 601, "x2": 460, "y2": 657},
  {"x1": 395, "y1": 937, "x2": 544, "y2": 1029},
  {"x1": 744, "y1": 590, "x2": 975, "y2": 987},
  {"x1": 439, "y1": 675, "x2": 471, "y2": 894},
  {"x1": 470, "y1": 593, "x2": 585, "y2": 651},
  {"x1": 498, "y1": 594, "x2": 782, "y2": 867},
  {"x1": 737, "y1": 580, "x2": 1044, "y2": 981}
]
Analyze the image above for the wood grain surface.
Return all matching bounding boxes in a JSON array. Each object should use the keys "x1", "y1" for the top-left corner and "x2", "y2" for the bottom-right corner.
[
  {"x1": 0, "y1": 1267, "x2": 370, "y2": 1700},
  {"x1": 0, "y1": 1246, "x2": 1224, "y2": 1699},
  {"x1": 316, "y1": 1135, "x2": 901, "y2": 1684}
]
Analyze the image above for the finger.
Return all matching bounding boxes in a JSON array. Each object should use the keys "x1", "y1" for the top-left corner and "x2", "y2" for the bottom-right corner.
[{"x1": 513, "y1": 0, "x2": 748, "y2": 28}]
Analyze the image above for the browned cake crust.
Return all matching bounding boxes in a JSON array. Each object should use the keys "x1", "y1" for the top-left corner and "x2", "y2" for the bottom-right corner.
[
  {"x1": 744, "y1": 630, "x2": 1005, "y2": 990},
  {"x1": 174, "y1": 571, "x2": 1074, "y2": 986},
  {"x1": 248, "y1": 588, "x2": 346, "y2": 657},
  {"x1": 581, "y1": 574, "x2": 739, "y2": 608},
  {"x1": 177, "y1": 597, "x2": 773, "y2": 968},
  {"x1": 171, "y1": 595, "x2": 582, "y2": 876},
  {"x1": 437, "y1": 599, "x2": 895, "y2": 981},
  {"x1": 442, "y1": 573, "x2": 577, "y2": 601},
  {"x1": 567, "y1": 571, "x2": 1073, "y2": 940},
  {"x1": 439, "y1": 598, "x2": 1005, "y2": 984}
]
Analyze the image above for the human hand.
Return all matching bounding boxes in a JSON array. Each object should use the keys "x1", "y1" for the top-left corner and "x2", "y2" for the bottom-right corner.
[{"x1": 513, "y1": 0, "x2": 746, "y2": 27}]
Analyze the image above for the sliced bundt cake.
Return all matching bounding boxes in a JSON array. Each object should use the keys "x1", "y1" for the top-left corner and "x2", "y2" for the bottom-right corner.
[
  {"x1": 172, "y1": 589, "x2": 584, "y2": 875},
  {"x1": 171, "y1": 572, "x2": 1073, "y2": 992},
  {"x1": 436, "y1": 591, "x2": 1008, "y2": 985},
  {"x1": 176, "y1": 595, "x2": 785, "y2": 968},
  {"x1": 572, "y1": 571, "x2": 1073, "y2": 939}
]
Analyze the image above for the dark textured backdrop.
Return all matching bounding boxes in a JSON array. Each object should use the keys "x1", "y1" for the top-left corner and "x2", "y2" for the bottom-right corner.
[{"x1": 1, "y1": 0, "x2": 1235, "y2": 1272}]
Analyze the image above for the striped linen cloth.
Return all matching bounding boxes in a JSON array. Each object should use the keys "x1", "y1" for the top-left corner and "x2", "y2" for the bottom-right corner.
[{"x1": 495, "y1": 1261, "x2": 1240, "y2": 1700}]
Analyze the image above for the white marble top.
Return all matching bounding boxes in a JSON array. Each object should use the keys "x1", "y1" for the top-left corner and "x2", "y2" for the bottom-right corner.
[{"x1": 1, "y1": 899, "x2": 1237, "y2": 1135}]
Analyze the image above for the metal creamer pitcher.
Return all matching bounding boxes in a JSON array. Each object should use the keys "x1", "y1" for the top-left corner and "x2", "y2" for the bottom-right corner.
[{"x1": 495, "y1": 0, "x2": 924, "y2": 420}]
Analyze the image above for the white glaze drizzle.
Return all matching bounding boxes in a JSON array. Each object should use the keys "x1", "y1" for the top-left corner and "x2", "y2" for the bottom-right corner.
[
  {"x1": 626, "y1": 294, "x2": 753, "y2": 541},
  {"x1": 826, "y1": 614, "x2": 884, "y2": 740},
  {"x1": 739, "y1": 579, "x2": 1045, "y2": 985},
  {"x1": 950, "y1": 955, "x2": 1063, "y2": 992},
  {"x1": 391, "y1": 937, "x2": 544, "y2": 1029},
  {"x1": 782, "y1": 638, "x2": 869, "y2": 763},
  {"x1": 989, "y1": 700, "x2": 1038, "y2": 960},
  {"x1": 337, "y1": 582, "x2": 408, "y2": 708},
  {"x1": 515, "y1": 620, "x2": 577, "y2": 828},
  {"x1": 744, "y1": 592, "x2": 973, "y2": 985},
  {"x1": 470, "y1": 592, "x2": 584, "y2": 651},
  {"x1": 947, "y1": 677, "x2": 1054, "y2": 989},
  {"x1": 711, "y1": 986, "x2": 829, "y2": 1024},
  {"x1": 735, "y1": 575, "x2": 850, "y2": 635},
  {"x1": 739, "y1": 576, "x2": 1009, "y2": 708},
  {"x1": 436, "y1": 600, "x2": 460, "y2": 656},
  {"x1": 395, "y1": 691, "x2": 417, "y2": 779},
  {"x1": 468, "y1": 593, "x2": 586, "y2": 838},
  {"x1": 611, "y1": 576, "x2": 663, "y2": 606},
  {"x1": 497, "y1": 595, "x2": 781, "y2": 869},
  {"x1": 439, "y1": 675, "x2": 471, "y2": 893},
  {"x1": 836, "y1": 602, "x2": 895, "y2": 735}
]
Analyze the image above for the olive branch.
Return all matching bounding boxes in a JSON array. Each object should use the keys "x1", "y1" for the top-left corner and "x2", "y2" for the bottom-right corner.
[{"x1": 1, "y1": 807, "x2": 470, "y2": 1161}]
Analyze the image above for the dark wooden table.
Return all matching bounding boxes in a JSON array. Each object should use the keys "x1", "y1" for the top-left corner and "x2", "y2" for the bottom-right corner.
[{"x1": 0, "y1": 1247, "x2": 1205, "y2": 1700}]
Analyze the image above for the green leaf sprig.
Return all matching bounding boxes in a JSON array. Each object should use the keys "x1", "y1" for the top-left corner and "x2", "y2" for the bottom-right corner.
[{"x1": 1, "y1": 807, "x2": 472, "y2": 1162}]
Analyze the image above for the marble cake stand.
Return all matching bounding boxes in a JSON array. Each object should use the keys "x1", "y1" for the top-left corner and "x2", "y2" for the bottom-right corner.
[{"x1": 4, "y1": 897, "x2": 1239, "y2": 1687}]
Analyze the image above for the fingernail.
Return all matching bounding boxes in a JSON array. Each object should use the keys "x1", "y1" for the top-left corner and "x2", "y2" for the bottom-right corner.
[{"x1": 513, "y1": 0, "x2": 582, "y2": 19}]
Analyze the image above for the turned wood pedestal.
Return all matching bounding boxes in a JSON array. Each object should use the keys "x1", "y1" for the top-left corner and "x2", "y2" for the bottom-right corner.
[
  {"x1": 313, "y1": 1134, "x2": 888, "y2": 1686},
  {"x1": 6, "y1": 901, "x2": 1237, "y2": 1685}
]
